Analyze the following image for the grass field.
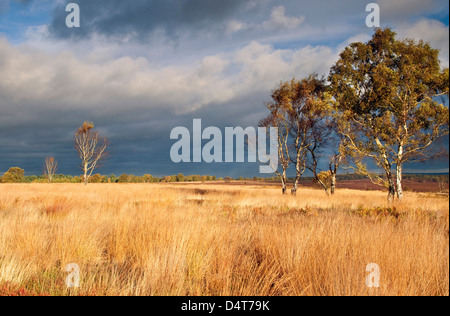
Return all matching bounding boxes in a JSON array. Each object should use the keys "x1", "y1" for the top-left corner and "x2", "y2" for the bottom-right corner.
[{"x1": 0, "y1": 183, "x2": 448, "y2": 296}]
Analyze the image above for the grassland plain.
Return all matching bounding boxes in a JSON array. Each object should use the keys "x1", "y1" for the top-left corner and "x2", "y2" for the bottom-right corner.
[{"x1": 0, "y1": 183, "x2": 448, "y2": 296}]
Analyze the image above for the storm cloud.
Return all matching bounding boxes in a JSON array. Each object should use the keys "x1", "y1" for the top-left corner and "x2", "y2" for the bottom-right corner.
[
  {"x1": 48, "y1": 0, "x2": 256, "y2": 41},
  {"x1": 0, "y1": 35, "x2": 338, "y2": 176},
  {"x1": 0, "y1": 0, "x2": 448, "y2": 176}
]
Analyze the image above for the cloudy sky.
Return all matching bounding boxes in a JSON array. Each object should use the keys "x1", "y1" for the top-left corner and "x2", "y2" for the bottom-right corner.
[{"x1": 0, "y1": 0, "x2": 449, "y2": 177}]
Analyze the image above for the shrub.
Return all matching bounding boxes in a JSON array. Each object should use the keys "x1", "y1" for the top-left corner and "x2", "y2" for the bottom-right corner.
[
  {"x1": 71, "y1": 176, "x2": 82, "y2": 183},
  {"x1": 0, "y1": 167, "x2": 25, "y2": 183},
  {"x1": 118, "y1": 174, "x2": 130, "y2": 183},
  {"x1": 353, "y1": 206, "x2": 401, "y2": 220},
  {"x1": 142, "y1": 174, "x2": 153, "y2": 183},
  {"x1": 162, "y1": 176, "x2": 172, "y2": 183},
  {"x1": 89, "y1": 174, "x2": 104, "y2": 183}
]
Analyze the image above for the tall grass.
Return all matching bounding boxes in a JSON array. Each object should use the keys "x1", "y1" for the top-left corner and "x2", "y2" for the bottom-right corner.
[{"x1": 0, "y1": 183, "x2": 448, "y2": 296}]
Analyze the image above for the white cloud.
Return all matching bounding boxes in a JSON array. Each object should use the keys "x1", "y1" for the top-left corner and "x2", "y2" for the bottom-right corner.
[
  {"x1": 234, "y1": 41, "x2": 335, "y2": 90},
  {"x1": 225, "y1": 20, "x2": 247, "y2": 34},
  {"x1": 1, "y1": 14, "x2": 446, "y2": 130},
  {"x1": 0, "y1": 36, "x2": 337, "y2": 120},
  {"x1": 263, "y1": 6, "x2": 305, "y2": 30}
]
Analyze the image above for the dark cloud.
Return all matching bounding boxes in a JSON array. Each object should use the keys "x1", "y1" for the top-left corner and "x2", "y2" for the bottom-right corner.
[
  {"x1": 48, "y1": 0, "x2": 254, "y2": 41},
  {"x1": 29, "y1": 0, "x2": 450, "y2": 48},
  {"x1": 0, "y1": 95, "x2": 270, "y2": 177},
  {"x1": 0, "y1": 0, "x2": 448, "y2": 177}
]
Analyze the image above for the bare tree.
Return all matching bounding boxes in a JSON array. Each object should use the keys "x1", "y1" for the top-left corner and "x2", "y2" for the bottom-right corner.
[
  {"x1": 43, "y1": 157, "x2": 58, "y2": 183},
  {"x1": 74, "y1": 122, "x2": 109, "y2": 185}
]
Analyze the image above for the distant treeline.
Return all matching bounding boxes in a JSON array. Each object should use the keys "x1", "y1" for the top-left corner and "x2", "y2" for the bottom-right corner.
[
  {"x1": 0, "y1": 168, "x2": 222, "y2": 183},
  {"x1": 0, "y1": 167, "x2": 448, "y2": 184}
]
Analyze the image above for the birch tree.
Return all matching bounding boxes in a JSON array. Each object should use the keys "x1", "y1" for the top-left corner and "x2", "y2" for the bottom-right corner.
[
  {"x1": 288, "y1": 76, "x2": 327, "y2": 196},
  {"x1": 261, "y1": 76, "x2": 333, "y2": 195},
  {"x1": 284, "y1": 76, "x2": 333, "y2": 195},
  {"x1": 43, "y1": 157, "x2": 58, "y2": 183},
  {"x1": 329, "y1": 28, "x2": 449, "y2": 201},
  {"x1": 74, "y1": 122, "x2": 109, "y2": 185},
  {"x1": 260, "y1": 81, "x2": 293, "y2": 194}
]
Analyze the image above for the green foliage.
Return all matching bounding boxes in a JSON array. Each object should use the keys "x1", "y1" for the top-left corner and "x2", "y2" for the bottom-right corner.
[
  {"x1": 316, "y1": 171, "x2": 332, "y2": 190},
  {"x1": 118, "y1": 174, "x2": 130, "y2": 183},
  {"x1": 109, "y1": 174, "x2": 118, "y2": 183},
  {"x1": 88, "y1": 174, "x2": 104, "y2": 183},
  {"x1": 142, "y1": 174, "x2": 153, "y2": 183},
  {"x1": 1, "y1": 167, "x2": 25, "y2": 183},
  {"x1": 329, "y1": 28, "x2": 449, "y2": 199},
  {"x1": 71, "y1": 176, "x2": 82, "y2": 184},
  {"x1": 330, "y1": 28, "x2": 449, "y2": 159},
  {"x1": 263, "y1": 74, "x2": 333, "y2": 194}
]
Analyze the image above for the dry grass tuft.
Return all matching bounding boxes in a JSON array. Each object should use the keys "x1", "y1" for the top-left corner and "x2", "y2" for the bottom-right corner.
[
  {"x1": 0, "y1": 183, "x2": 448, "y2": 296},
  {"x1": 41, "y1": 197, "x2": 73, "y2": 218}
]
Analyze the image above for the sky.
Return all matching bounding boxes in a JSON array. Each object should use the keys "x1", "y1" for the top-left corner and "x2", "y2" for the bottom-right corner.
[{"x1": 0, "y1": 0, "x2": 449, "y2": 178}]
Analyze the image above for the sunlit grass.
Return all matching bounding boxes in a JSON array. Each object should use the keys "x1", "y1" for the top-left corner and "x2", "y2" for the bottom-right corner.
[{"x1": 0, "y1": 183, "x2": 448, "y2": 296}]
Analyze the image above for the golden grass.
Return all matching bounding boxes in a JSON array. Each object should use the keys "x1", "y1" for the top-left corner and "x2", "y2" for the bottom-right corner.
[{"x1": 0, "y1": 183, "x2": 448, "y2": 296}]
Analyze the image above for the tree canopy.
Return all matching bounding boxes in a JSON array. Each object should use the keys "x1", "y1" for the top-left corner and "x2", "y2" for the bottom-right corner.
[{"x1": 329, "y1": 28, "x2": 449, "y2": 200}]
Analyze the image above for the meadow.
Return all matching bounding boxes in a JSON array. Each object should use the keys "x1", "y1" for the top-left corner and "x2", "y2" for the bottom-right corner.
[{"x1": 0, "y1": 183, "x2": 448, "y2": 296}]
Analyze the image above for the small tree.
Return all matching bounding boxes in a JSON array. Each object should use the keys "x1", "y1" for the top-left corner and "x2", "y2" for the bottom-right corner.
[
  {"x1": 1, "y1": 167, "x2": 25, "y2": 183},
  {"x1": 260, "y1": 81, "x2": 293, "y2": 194},
  {"x1": 262, "y1": 76, "x2": 334, "y2": 195},
  {"x1": 74, "y1": 122, "x2": 109, "y2": 185},
  {"x1": 109, "y1": 174, "x2": 118, "y2": 183},
  {"x1": 118, "y1": 174, "x2": 129, "y2": 183},
  {"x1": 328, "y1": 116, "x2": 351, "y2": 195},
  {"x1": 71, "y1": 176, "x2": 82, "y2": 183},
  {"x1": 299, "y1": 79, "x2": 333, "y2": 196},
  {"x1": 162, "y1": 176, "x2": 172, "y2": 183},
  {"x1": 142, "y1": 174, "x2": 153, "y2": 183},
  {"x1": 176, "y1": 173, "x2": 185, "y2": 182},
  {"x1": 43, "y1": 157, "x2": 58, "y2": 183},
  {"x1": 88, "y1": 174, "x2": 103, "y2": 183}
]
